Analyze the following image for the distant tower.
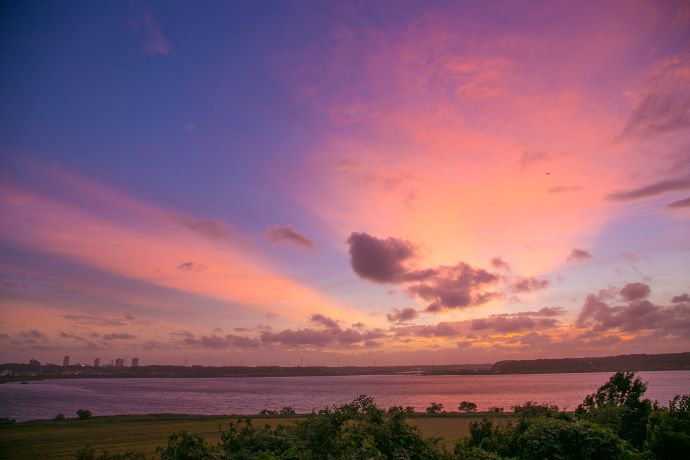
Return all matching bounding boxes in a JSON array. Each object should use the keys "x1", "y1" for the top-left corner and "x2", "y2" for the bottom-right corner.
[
  {"x1": 94, "y1": 358, "x2": 100, "y2": 368},
  {"x1": 63, "y1": 355, "x2": 70, "y2": 367},
  {"x1": 131, "y1": 357, "x2": 139, "y2": 367},
  {"x1": 115, "y1": 357, "x2": 125, "y2": 367}
]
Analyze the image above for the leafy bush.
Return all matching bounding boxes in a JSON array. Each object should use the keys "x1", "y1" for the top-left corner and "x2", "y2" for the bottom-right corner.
[
  {"x1": 76, "y1": 409, "x2": 92, "y2": 420},
  {"x1": 157, "y1": 431, "x2": 214, "y2": 459},
  {"x1": 54, "y1": 413, "x2": 66, "y2": 421},
  {"x1": 0, "y1": 417, "x2": 16, "y2": 425}
]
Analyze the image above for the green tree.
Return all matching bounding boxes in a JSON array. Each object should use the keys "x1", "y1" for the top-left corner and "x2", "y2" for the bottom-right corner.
[
  {"x1": 426, "y1": 402, "x2": 444, "y2": 414},
  {"x1": 576, "y1": 371, "x2": 652, "y2": 448},
  {"x1": 76, "y1": 409, "x2": 92, "y2": 420},
  {"x1": 459, "y1": 401, "x2": 478, "y2": 413},
  {"x1": 645, "y1": 394, "x2": 690, "y2": 459}
]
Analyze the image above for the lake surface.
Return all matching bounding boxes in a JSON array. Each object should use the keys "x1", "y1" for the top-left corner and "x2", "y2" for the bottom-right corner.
[{"x1": 1, "y1": 371, "x2": 689, "y2": 422}]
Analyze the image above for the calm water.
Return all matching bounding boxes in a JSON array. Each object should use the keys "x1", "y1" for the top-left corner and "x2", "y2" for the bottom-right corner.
[{"x1": 1, "y1": 371, "x2": 689, "y2": 422}]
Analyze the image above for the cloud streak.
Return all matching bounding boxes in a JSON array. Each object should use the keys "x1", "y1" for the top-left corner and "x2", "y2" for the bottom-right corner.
[{"x1": 265, "y1": 225, "x2": 315, "y2": 249}]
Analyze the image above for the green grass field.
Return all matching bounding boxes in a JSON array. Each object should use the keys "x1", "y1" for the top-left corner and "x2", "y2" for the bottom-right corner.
[{"x1": 0, "y1": 413, "x2": 511, "y2": 459}]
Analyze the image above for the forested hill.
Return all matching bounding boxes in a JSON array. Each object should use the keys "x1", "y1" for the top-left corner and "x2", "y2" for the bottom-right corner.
[{"x1": 492, "y1": 352, "x2": 690, "y2": 374}]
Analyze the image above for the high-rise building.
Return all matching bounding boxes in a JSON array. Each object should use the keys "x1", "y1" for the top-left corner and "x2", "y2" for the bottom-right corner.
[
  {"x1": 114, "y1": 357, "x2": 125, "y2": 367},
  {"x1": 131, "y1": 357, "x2": 139, "y2": 367},
  {"x1": 94, "y1": 358, "x2": 100, "y2": 368},
  {"x1": 63, "y1": 355, "x2": 70, "y2": 367}
]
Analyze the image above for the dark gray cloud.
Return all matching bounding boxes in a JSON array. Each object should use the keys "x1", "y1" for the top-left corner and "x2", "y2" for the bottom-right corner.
[
  {"x1": 668, "y1": 197, "x2": 690, "y2": 209},
  {"x1": 347, "y1": 232, "x2": 420, "y2": 283},
  {"x1": 386, "y1": 307, "x2": 418, "y2": 323},
  {"x1": 567, "y1": 248, "x2": 592, "y2": 262},
  {"x1": 265, "y1": 225, "x2": 315, "y2": 249},
  {"x1": 102, "y1": 333, "x2": 137, "y2": 341},
  {"x1": 619, "y1": 282, "x2": 651, "y2": 301},
  {"x1": 606, "y1": 175, "x2": 690, "y2": 201},
  {"x1": 511, "y1": 277, "x2": 550, "y2": 293}
]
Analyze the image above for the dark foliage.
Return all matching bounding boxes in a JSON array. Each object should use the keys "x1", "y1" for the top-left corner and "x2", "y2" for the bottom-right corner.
[
  {"x1": 76, "y1": 409, "x2": 92, "y2": 420},
  {"x1": 645, "y1": 394, "x2": 690, "y2": 459},
  {"x1": 576, "y1": 371, "x2": 652, "y2": 448},
  {"x1": 426, "y1": 402, "x2": 444, "y2": 414},
  {"x1": 459, "y1": 401, "x2": 478, "y2": 413}
]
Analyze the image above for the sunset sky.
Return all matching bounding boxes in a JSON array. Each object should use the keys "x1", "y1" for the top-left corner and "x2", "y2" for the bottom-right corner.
[{"x1": 1, "y1": 0, "x2": 689, "y2": 366}]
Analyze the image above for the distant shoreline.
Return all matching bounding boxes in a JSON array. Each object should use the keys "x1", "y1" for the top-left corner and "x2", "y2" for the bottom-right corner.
[{"x1": 2, "y1": 351, "x2": 689, "y2": 383}]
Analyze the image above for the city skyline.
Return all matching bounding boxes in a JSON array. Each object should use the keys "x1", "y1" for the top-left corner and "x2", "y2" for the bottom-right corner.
[{"x1": 1, "y1": 1, "x2": 689, "y2": 365}]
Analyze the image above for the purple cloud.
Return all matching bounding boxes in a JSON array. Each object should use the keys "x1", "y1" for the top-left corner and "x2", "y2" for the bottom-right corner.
[
  {"x1": 490, "y1": 257, "x2": 510, "y2": 270},
  {"x1": 347, "y1": 232, "x2": 420, "y2": 283},
  {"x1": 310, "y1": 313, "x2": 339, "y2": 328},
  {"x1": 407, "y1": 262, "x2": 499, "y2": 312},
  {"x1": 672, "y1": 294, "x2": 690, "y2": 303},
  {"x1": 177, "y1": 261, "x2": 207, "y2": 272},
  {"x1": 266, "y1": 225, "x2": 315, "y2": 249},
  {"x1": 619, "y1": 282, "x2": 651, "y2": 301},
  {"x1": 548, "y1": 186, "x2": 583, "y2": 194},
  {"x1": 668, "y1": 197, "x2": 690, "y2": 209},
  {"x1": 141, "y1": 8, "x2": 173, "y2": 56},
  {"x1": 567, "y1": 248, "x2": 592, "y2": 262},
  {"x1": 576, "y1": 287, "x2": 690, "y2": 335},
  {"x1": 102, "y1": 333, "x2": 137, "y2": 341},
  {"x1": 386, "y1": 307, "x2": 418, "y2": 323},
  {"x1": 511, "y1": 277, "x2": 550, "y2": 293},
  {"x1": 606, "y1": 175, "x2": 690, "y2": 201}
]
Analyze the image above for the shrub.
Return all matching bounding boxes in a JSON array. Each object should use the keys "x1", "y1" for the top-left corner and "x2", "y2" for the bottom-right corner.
[
  {"x1": 54, "y1": 413, "x2": 66, "y2": 421},
  {"x1": 76, "y1": 409, "x2": 92, "y2": 420},
  {"x1": 258, "y1": 409, "x2": 277, "y2": 416},
  {"x1": 0, "y1": 417, "x2": 16, "y2": 425}
]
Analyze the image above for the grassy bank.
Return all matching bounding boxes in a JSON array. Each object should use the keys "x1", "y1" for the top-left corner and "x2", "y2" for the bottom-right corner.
[{"x1": 0, "y1": 413, "x2": 511, "y2": 459}]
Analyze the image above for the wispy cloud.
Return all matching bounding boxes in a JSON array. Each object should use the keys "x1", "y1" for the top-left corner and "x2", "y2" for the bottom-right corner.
[
  {"x1": 265, "y1": 225, "x2": 315, "y2": 249},
  {"x1": 141, "y1": 8, "x2": 173, "y2": 56}
]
